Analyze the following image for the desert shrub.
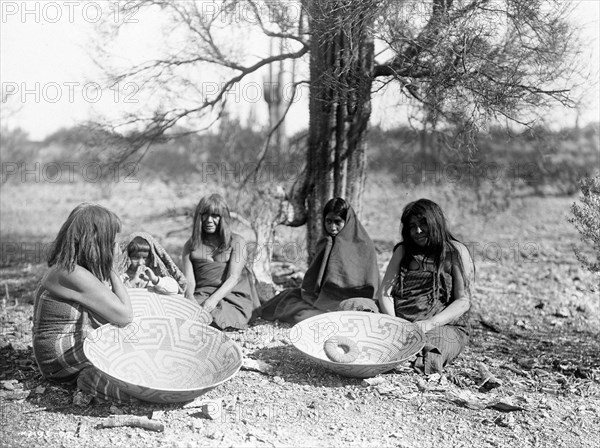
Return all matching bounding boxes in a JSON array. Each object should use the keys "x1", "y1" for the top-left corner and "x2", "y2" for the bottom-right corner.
[{"x1": 569, "y1": 175, "x2": 600, "y2": 273}]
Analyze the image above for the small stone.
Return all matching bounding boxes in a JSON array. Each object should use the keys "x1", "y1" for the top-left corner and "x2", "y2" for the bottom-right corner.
[
  {"x1": 200, "y1": 399, "x2": 222, "y2": 420},
  {"x1": 34, "y1": 386, "x2": 46, "y2": 395},
  {"x1": 427, "y1": 373, "x2": 442, "y2": 382},
  {"x1": 362, "y1": 377, "x2": 386, "y2": 387},
  {"x1": 0, "y1": 380, "x2": 20, "y2": 391},
  {"x1": 0, "y1": 389, "x2": 30, "y2": 400},
  {"x1": 494, "y1": 413, "x2": 516, "y2": 428},
  {"x1": 109, "y1": 405, "x2": 125, "y2": 415},
  {"x1": 190, "y1": 420, "x2": 203, "y2": 430},
  {"x1": 554, "y1": 307, "x2": 571, "y2": 318},
  {"x1": 72, "y1": 391, "x2": 93, "y2": 407},
  {"x1": 516, "y1": 358, "x2": 536, "y2": 370},
  {"x1": 376, "y1": 385, "x2": 397, "y2": 395},
  {"x1": 151, "y1": 410, "x2": 165, "y2": 420},
  {"x1": 242, "y1": 358, "x2": 274, "y2": 375}
]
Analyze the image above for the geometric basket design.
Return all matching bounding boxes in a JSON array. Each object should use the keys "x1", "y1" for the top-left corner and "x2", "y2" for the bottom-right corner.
[
  {"x1": 127, "y1": 288, "x2": 211, "y2": 323},
  {"x1": 291, "y1": 311, "x2": 425, "y2": 378},
  {"x1": 83, "y1": 316, "x2": 242, "y2": 403}
]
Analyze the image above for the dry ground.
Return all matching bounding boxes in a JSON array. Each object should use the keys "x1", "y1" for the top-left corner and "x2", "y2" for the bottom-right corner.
[{"x1": 1, "y1": 180, "x2": 599, "y2": 448}]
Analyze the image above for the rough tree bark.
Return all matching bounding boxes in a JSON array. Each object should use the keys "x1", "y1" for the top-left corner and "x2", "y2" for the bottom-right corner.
[{"x1": 304, "y1": 0, "x2": 374, "y2": 258}]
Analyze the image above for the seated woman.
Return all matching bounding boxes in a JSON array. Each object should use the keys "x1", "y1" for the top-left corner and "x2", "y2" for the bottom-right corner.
[
  {"x1": 377, "y1": 198, "x2": 475, "y2": 374},
  {"x1": 32, "y1": 203, "x2": 135, "y2": 402},
  {"x1": 182, "y1": 193, "x2": 260, "y2": 330},
  {"x1": 119, "y1": 231, "x2": 187, "y2": 295},
  {"x1": 260, "y1": 197, "x2": 380, "y2": 324}
]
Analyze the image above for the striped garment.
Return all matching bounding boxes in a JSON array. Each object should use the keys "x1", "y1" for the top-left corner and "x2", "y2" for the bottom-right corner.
[
  {"x1": 32, "y1": 289, "x2": 136, "y2": 403},
  {"x1": 32, "y1": 289, "x2": 103, "y2": 382}
]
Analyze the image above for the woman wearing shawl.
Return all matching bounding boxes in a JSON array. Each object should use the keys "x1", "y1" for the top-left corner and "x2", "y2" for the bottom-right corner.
[
  {"x1": 182, "y1": 194, "x2": 260, "y2": 330},
  {"x1": 119, "y1": 231, "x2": 187, "y2": 295},
  {"x1": 260, "y1": 197, "x2": 380, "y2": 323}
]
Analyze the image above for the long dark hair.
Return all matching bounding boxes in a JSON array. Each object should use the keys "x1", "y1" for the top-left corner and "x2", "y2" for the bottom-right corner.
[
  {"x1": 400, "y1": 199, "x2": 472, "y2": 294},
  {"x1": 47, "y1": 203, "x2": 121, "y2": 281},
  {"x1": 323, "y1": 197, "x2": 350, "y2": 224},
  {"x1": 190, "y1": 193, "x2": 232, "y2": 251}
]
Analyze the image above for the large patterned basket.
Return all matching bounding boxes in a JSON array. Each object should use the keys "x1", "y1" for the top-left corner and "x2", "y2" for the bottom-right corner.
[
  {"x1": 291, "y1": 311, "x2": 425, "y2": 378},
  {"x1": 83, "y1": 316, "x2": 242, "y2": 403},
  {"x1": 127, "y1": 288, "x2": 211, "y2": 323}
]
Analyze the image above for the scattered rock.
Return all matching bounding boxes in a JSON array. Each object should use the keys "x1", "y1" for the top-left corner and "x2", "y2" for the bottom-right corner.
[
  {"x1": 494, "y1": 414, "x2": 516, "y2": 428},
  {"x1": 0, "y1": 389, "x2": 30, "y2": 400},
  {"x1": 445, "y1": 390, "x2": 487, "y2": 410},
  {"x1": 183, "y1": 397, "x2": 206, "y2": 409},
  {"x1": 72, "y1": 390, "x2": 93, "y2": 407},
  {"x1": 554, "y1": 307, "x2": 571, "y2": 318},
  {"x1": 242, "y1": 358, "x2": 274, "y2": 375},
  {"x1": 362, "y1": 377, "x2": 386, "y2": 387},
  {"x1": 346, "y1": 391, "x2": 358, "y2": 400},
  {"x1": 151, "y1": 410, "x2": 165, "y2": 420},
  {"x1": 515, "y1": 358, "x2": 537, "y2": 370},
  {"x1": 109, "y1": 405, "x2": 125, "y2": 415},
  {"x1": 34, "y1": 386, "x2": 45, "y2": 394},
  {"x1": 198, "y1": 399, "x2": 223, "y2": 420},
  {"x1": 0, "y1": 379, "x2": 21, "y2": 390},
  {"x1": 190, "y1": 419, "x2": 203, "y2": 431},
  {"x1": 477, "y1": 362, "x2": 503, "y2": 391},
  {"x1": 375, "y1": 385, "x2": 398, "y2": 395}
]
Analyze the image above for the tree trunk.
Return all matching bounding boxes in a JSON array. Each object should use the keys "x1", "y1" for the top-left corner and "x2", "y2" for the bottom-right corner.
[
  {"x1": 264, "y1": 39, "x2": 289, "y2": 154},
  {"x1": 305, "y1": 1, "x2": 374, "y2": 259}
]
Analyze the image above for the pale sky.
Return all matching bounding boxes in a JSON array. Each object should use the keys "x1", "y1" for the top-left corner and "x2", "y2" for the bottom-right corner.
[{"x1": 1, "y1": 0, "x2": 598, "y2": 141}]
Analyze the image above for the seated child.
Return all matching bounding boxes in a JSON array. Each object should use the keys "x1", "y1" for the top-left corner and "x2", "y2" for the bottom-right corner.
[
  {"x1": 259, "y1": 197, "x2": 380, "y2": 323},
  {"x1": 120, "y1": 232, "x2": 187, "y2": 295}
]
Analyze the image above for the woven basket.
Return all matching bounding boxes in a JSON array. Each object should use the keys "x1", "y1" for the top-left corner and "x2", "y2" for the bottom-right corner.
[
  {"x1": 291, "y1": 311, "x2": 425, "y2": 378},
  {"x1": 83, "y1": 316, "x2": 242, "y2": 403},
  {"x1": 127, "y1": 288, "x2": 211, "y2": 323}
]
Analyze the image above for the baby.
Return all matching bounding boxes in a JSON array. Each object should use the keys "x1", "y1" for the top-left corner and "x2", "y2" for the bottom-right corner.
[{"x1": 122, "y1": 235, "x2": 180, "y2": 295}]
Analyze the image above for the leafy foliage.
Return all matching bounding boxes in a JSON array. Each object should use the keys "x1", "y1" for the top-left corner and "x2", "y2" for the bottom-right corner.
[{"x1": 570, "y1": 175, "x2": 600, "y2": 273}]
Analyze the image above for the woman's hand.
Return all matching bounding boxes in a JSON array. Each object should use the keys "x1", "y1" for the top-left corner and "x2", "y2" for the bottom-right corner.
[{"x1": 413, "y1": 319, "x2": 435, "y2": 334}]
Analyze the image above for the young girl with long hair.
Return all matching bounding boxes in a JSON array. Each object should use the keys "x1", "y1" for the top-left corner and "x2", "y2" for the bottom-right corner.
[
  {"x1": 33, "y1": 203, "x2": 134, "y2": 402},
  {"x1": 182, "y1": 193, "x2": 259, "y2": 330},
  {"x1": 378, "y1": 199, "x2": 475, "y2": 374}
]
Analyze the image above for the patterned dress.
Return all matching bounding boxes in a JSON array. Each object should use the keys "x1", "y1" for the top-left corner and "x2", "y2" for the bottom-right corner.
[
  {"x1": 33, "y1": 288, "x2": 137, "y2": 403},
  {"x1": 392, "y1": 253, "x2": 470, "y2": 374}
]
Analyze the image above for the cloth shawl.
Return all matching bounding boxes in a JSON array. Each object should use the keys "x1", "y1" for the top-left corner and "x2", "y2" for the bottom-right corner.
[
  {"x1": 260, "y1": 205, "x2": 379, "y2": 322},
  {"x1": 119, "y1": 231, "x2": 187, "y2": 294}
]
